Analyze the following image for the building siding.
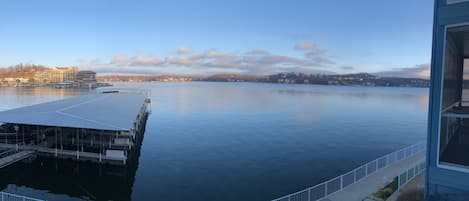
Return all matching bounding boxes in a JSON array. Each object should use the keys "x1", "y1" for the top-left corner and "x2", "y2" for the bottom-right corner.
[{"x1": 426, "y1": 0, "x2": 469, "y2": 200}]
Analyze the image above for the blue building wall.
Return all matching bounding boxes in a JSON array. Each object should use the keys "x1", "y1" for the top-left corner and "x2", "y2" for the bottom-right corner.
[{"x1": 426, "y1": 0, "x2": 469, "y2": 200}]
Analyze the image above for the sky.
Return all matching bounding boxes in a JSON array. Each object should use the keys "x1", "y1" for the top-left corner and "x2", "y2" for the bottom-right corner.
[{"x1": 0, "y1": 0, "x2": 434, "y2": 78}]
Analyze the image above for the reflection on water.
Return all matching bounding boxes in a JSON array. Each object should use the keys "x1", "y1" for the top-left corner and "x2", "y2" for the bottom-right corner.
[
  {"x1": 0, "y1": 83, "x2": 428, "y2": 201},
  {"x1": 0, "y1": 157, "x2": 136, "y2": 201},
  {"x1": 0, "y1": 87, "x2": 89, "y2": 111}
]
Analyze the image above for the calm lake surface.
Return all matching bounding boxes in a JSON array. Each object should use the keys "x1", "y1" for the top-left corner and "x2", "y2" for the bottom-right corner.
[{"x1": 0, "y1": 82, "x2": 428, "y2": 201}]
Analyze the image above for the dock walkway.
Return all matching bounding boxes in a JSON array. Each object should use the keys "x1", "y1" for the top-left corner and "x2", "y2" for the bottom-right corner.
[
  {"x1": 325, "y1": 152, "x2": 425, "y2": 201},
  {"x1": 0, "y1": 191, "x2": 44, "y2": 201},
  {"x1": 0, "y1": 143, "x2": 126, "y2": 165},
  {"x1": 0, "y1": 150, "x2": 34, "y2": 168}
]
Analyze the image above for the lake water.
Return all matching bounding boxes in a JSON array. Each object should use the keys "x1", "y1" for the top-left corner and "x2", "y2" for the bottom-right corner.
[{"x1": 0, "y1": 82, "x2": 428, "y2": 201}]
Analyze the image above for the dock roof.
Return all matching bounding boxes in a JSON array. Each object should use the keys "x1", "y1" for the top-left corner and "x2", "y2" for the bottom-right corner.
[{"x1": 0, "y1": 92, "x2": 147, "y2": 131}]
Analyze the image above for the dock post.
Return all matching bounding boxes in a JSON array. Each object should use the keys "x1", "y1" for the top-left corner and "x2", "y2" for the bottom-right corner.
[
  {"x1": 37, "y1": 126, "x2": 39, "y2": 145},
  {"x1": 55, "y1": 128, "x2": 58, "y2": 157},
  {"x1": 100, "y1": 131, "x2": 103, "y2": 163},
  {"x1": 15, "y1": 125, "x2": 18, "y2": 151},
  {"x1": 60, "y1": 128, "x2": 63, "y2": 150},
  {"x1": 22, "y1": 125, "x2": 24, "y2": 145},
  {"x1": 148, "y1": 90, "x2": 152, "y2": 113},
  {"x1": 76, "y1": 128, "x2": 79, "y2": 159}
]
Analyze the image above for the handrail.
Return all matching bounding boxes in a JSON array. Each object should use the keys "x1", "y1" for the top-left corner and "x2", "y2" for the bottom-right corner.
[
  {"x1": 272, "y1": 141, "x2": 426, "y2": 201},
  {"x1": 0, "y1": 191, "x2": 44, "y2": 201}
]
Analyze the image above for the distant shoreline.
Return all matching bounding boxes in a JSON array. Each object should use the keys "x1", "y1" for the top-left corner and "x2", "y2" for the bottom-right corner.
[
  {"x1": 98, "y1": 72, "x2": 430, "y2": 88},
  {"x1": 98, "y1": 79, "x2": 431, "y2": 89}
]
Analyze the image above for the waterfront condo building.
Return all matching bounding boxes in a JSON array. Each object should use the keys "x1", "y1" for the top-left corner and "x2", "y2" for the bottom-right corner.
[
  {"x1": 49, "y1": 67, "x2": 77, "y2": 83},
  {"x1": 77, "y1": 70, "x2": 97, "y2": 88},
  {"x1": 426, "y1": 0, "x2": 469, "y2": 200}
]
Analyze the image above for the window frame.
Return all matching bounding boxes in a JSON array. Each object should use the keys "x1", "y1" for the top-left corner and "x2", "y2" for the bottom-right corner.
[
  {"x1": 437, "y1": 22, "x2": 469, "y2": 173},
  {"x1": 447, "y1": 0, "x2": 469, "y2": 5}
]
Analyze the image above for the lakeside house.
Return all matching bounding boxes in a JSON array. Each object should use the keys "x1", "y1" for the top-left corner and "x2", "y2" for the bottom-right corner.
[{"x1": 426, "y1": 0, "x2": 469, "y2": 200}]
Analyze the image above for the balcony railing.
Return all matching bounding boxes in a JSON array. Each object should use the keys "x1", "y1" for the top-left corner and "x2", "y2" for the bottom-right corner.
[
  {"x1": 397, "y1": 158, "x2": 426, "y2": 190},
  {"x1": 272, "y1": 141, "x2": 426, "y2": 201}
]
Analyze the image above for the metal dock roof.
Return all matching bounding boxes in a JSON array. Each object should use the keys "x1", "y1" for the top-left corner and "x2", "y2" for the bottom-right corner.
[{"x1": 0, "y1": 92, "x2": 147, "y2": 131}]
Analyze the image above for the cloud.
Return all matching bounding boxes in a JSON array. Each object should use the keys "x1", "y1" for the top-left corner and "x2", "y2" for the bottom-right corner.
[
  {"x1": 77, "y1": 43, "x2": 336, "y2": 75},
  {"x1": 112, "y1": 55, "x2": 163, "y2": 66},
  {"x1": 275, "y1": 66, "x2": 336, "y2": 75},
  {"x1": 189, "y1": 49, "x2": 236, "y2": 60},
  {"x1": 245, "y1": 49, "x2": 269, "y2": 55},
  {"x1": 130, "y1": 56, "x2": 162, "y2": 66},
  {"x1": 288, "y1": 33, "x2": 315, "y2": 40},
  {"x1": 299, "y1": 44, "x2": 335, "y2": 65},
  {"x1": 312, "y1": 56, "x2": 335, "y2": 65},
  {"x1": 257, "y1": 55, "x2": 316, "y2": 67},
  {"x1": 294, "y1": 43, "x2": 316, "y2": 50},
  {"x1": 340, "y1": 66, "x2": 355, "y2": 70},
  {"x1": 78, "y1": 58, "x2": 169, "y2": 75},
  {"x1": 93, "y1": 66, "x2": 166, "y2": 75},
  {"x1": 175, "y1": 47, "x2": 192, "y2": 54},
  {"x1": 178, "y1": 48, "x2": 333, "y2": 74},
  {"x1": 165, "y1": 56, "x2": 198, "y2": 66},
  {"x1": 374, "y1": 63, "x2": 430, "y2": 79},
  {"x1": 76, "y1": 58, "x2": 87, "y2": 64},
  {"x1": 305, "y1": 49, "x2": 327, "y2": 58},
  {"x1": 111, "y1": 55, "x2": 129, "y2": 64}
]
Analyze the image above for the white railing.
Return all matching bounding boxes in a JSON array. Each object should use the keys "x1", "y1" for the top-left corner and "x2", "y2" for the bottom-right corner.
[
  {"x1": 397, "y1": 158, "x2": 426, "y2": 190},
  {"x1": 272, "y1": 141, "x2": 426, "y2": 201},
  {"x1": 0, "y1": 192, "x2": 44, "y2": 201}
]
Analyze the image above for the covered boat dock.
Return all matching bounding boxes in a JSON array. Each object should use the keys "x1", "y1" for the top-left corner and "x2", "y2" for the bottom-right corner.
[{"x1": 0, "y1": 90, "x2": 150, "y2": 166}]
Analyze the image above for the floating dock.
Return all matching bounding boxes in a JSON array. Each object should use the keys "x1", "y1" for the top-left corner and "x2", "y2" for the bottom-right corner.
[{"x1": 0, "y1": 90, "x2": 150, "y2": 166}]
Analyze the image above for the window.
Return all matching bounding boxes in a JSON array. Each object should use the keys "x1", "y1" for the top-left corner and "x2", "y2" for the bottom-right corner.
[{"x1": 439, "y1": 25, "x2": 469, "y2": 169}]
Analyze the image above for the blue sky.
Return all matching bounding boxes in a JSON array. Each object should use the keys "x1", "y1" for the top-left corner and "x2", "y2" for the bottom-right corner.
[{"x1": 0, "y1": 0, "x2": 434, "y2": 77}]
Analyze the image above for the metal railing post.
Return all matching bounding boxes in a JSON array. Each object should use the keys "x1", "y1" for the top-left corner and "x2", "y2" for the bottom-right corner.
[
  {"x1": 325, "y1": 181, "x2": 328, "y2": 196},
  {"x1": 353, "y1": 169, "x2": 357, "y2": 184},
  {"x1": 397, "y1": 174, "x2": 401, "y2": 190},
  {"x1": 375, "y1": 159, "x2": 378, "y2": 172},
  {"x1": 406, "y1": 168, "x2": 410, "y2": 186},
  {"x1": 365, "y1": 163, "x2": 368, "y2": 176},
  {"x1": 340, "y1": 176, "x2": 343, "y2": 190}
]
